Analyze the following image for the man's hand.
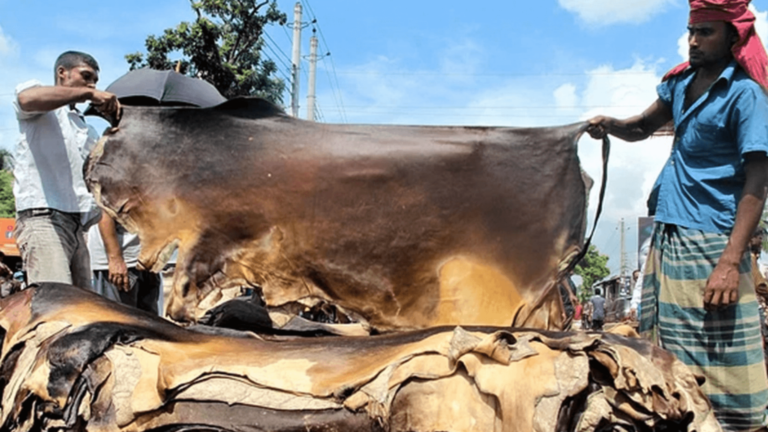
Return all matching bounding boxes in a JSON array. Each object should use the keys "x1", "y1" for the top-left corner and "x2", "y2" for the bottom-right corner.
[
  {"x1": 108, "y1": 256, "x2": 131, "y2": 292},
  {"x1": 585, "y1": 100, "x2": 671, "y2": 142},
  {"x1": 703, "y1": 262, "x2": 740, "y2": 310},
  {"x1": 89, "y1": 90, "x2": 120, "y2": 118},
  {"x1": 587, "y1": 116, "x2": 612, "y2": 139}
]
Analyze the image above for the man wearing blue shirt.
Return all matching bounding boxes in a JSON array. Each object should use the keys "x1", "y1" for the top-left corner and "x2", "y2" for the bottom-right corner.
[{"x1": 588, "y1": 1, "x2": 768, "y2": 429}]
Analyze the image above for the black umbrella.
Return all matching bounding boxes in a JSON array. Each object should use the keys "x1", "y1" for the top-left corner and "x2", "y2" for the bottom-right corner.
[
  {"x1": 85, "y1": 68, "x2": 227, "y2": 124},
  {"x1": 103, "y1": 68, "x2": 227, "y2": 107}
]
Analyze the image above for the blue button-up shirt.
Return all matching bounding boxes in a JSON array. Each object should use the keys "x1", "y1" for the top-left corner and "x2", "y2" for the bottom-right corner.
[{"x1": 649, "y1": 61, "x2": 768, "y2": 233}]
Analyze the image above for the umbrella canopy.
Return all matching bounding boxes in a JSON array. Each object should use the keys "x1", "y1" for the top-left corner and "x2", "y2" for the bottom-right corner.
[{"x1": 101, "y1": 68, "x2": 227, "y2": 108}]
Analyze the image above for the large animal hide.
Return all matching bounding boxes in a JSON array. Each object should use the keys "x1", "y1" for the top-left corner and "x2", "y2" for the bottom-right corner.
[
  {"x1": 85, "y1": 99, "x2": 594, "y2": 330},
  {"x1": 0, "y1": 284, "x2": 720, "y2": 432}
]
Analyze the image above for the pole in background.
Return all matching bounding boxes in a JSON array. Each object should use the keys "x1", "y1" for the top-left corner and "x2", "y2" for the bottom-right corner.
[
  {"x1": 290, "y1": 2, "x2": 302, "y2": 117},
  {"x1": 620, "y1": 218, "x2": 627, "y2": 277},
  {"x1": 307, "y1": 31, "x2": 318, "y2": 121}
]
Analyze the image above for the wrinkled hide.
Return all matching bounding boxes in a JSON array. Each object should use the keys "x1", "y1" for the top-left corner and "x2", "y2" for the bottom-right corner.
[
  {"x1": 0, "y1": 284, "x2": 720, "y2": 432},
  {"x1": 85, "y1": 99, "x2": 593, "y2": 329}
]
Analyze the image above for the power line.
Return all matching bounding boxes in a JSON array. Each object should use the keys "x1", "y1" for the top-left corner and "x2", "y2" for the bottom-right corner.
[
  {"x1": 333, "y1": 71, "x2": 660, "y2": 77},
  {"x1": 261, "y1": 36, "x2": 294, "y2": 83},
  {"x1": 314, "y1": 101, "x2": 325, "y2": 123},
  {"x1": 338, "y1": 104, "x2": 648, "y2": 109},
  {"x1": 310, "y1": 110, "x2": 599, "y2": 119},
  {"x1": 262, "y1": 32, "x2": 293, "y2": 68},
  {"x1": 318, "y1": 49, "x2": 346, "y2": 123}
]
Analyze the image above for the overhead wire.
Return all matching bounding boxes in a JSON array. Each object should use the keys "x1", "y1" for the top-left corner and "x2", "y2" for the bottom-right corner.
[
  {"x1": 262, "y1": 32, "x2": 293, "y2": 70},
  {"x1": 333, "y1": 71, "x2": 660, "y2": 77},
  {"x1": 261, "y1": 33, "x2": 294, "y2": 84}
]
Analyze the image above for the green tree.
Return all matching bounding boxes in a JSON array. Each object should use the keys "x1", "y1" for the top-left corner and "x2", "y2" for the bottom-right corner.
[
  {"x1": 0, "y1": 150, "x2": 15, "y2": 218},
  {"x1": 573, "y1": 245, "x2": 610, "y2": 301},
  {"x1": 126, "y1": 0, "x2": 287, "y2": 103}
]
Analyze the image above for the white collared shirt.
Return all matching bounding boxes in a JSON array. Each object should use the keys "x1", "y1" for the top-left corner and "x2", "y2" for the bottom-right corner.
[{"x1": 12, "y1": 80, "x2": 100, "y2": 214}]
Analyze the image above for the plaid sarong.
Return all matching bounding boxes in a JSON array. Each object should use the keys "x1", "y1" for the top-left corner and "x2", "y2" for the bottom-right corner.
[{"x1": 639, "y1": 223, "x2": 768, "y2": 431}]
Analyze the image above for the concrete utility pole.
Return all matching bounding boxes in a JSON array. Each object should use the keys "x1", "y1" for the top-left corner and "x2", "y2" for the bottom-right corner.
[
  {"x1": 290, "y1": 2, "x2": 302, "y2": 117},
  {"x1": 306, "y1": 32, "x2": 318, "y2": 121},
  {"x1": 619, "y1": 218, "x2": 627, "y2": 277}
]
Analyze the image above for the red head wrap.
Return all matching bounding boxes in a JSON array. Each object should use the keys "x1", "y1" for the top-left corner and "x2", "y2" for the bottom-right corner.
[{"x1": 662, "y1": 0, "x2": 768, "y2": 90}]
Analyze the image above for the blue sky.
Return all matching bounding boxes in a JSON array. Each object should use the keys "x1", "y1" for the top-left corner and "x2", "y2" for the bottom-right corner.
[{"x1": 1, "y1": 0, "x2": 767, "y2": 277}]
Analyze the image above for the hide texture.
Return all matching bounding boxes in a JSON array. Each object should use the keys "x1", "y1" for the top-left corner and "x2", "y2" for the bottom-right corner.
[
  {"x1": 0, "y1": 284, "x2": 720, "y2": 432},
  {"x1": 85, "y1": 98, "x2": 596, "y2": 330}
]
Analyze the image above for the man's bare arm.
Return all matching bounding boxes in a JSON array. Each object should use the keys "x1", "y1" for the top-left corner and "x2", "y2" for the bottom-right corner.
[
  {"x1": 97, "y1": 213, "x2": 130, "y2": 292},
  {"x1": 18, "y1": 86, "x2": 119, "y2": 115},
  {"x1": 587, "y1": 99, "x2": 673, "y2": 142},
  {"x1": 705, "y1": 153, "x2": 768, "y2": 309}
]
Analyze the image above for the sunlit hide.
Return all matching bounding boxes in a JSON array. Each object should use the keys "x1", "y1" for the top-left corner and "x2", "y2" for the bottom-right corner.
[{"x1": 86, "y1": 99, "x2": 593, "y2": 330}]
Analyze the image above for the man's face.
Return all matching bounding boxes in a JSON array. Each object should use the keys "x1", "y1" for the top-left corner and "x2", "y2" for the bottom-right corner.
[
  {"x1": 751, "y1": 232, "x2": 764, "y2": 252},
  {"x1": 688, "y1": 21, "x2": 736, "y2": 68},
  {"x1": 57, "y1": 64, "x2": 99, "y2": 89}
]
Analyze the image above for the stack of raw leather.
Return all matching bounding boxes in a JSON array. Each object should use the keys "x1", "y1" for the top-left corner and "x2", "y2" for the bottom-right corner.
[{"x1": 0, "y1": 284, "x2": 720, "y2": 432}]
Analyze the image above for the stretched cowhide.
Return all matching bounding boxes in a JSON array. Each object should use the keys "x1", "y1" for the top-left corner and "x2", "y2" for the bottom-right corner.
[{"x1": 86, "y1": 98, "x2": 597, "y2": 331}]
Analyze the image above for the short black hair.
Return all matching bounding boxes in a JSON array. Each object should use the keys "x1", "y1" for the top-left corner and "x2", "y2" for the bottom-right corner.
[
  {"x1": 726, "y1": 22, "x2": 739, "y2": 47},
  {"x1": 54, "y1": 51, "x2": 99, "y2": 79}
]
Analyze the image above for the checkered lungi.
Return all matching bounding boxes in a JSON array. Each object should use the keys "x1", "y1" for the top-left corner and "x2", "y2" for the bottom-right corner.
[{"x1": 639, "y1": 223, "x2": 768, "y2": 431}]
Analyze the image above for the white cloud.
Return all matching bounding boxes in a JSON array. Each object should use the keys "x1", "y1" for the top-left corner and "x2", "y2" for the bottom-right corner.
[
  {"x1": 752, "y1": 5, "x2": 768, "y2": 49},
  {"x1": 0, "y1": 26, "x2": 17, "y2": 57},
  {"x1": 677, "y1": 31, "x2": 688, "y2": 62},
  {"x1": 554, "y1": 83, "x2": 578, "y2": 108},
  {"x1": 559, "y1": 0, "x2": 676, "y2": 26}
]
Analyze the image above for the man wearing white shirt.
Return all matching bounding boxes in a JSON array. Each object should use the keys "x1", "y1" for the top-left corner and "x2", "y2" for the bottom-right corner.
[
  {"x1": 12, "y1": 51, "x2": 119, "y2": 288},
  {"x1": 88, "y1": 213, "x2": 161, "y2": 314}
]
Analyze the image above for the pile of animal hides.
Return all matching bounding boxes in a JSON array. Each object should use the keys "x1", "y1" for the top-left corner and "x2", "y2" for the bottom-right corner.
[{"x1": 0, "y1": 284, "x2": 720, "y2": 432}]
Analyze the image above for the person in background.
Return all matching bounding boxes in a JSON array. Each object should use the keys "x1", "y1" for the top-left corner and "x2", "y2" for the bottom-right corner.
[
  {"x1": 574, "y1": 299, "x2": 583, "y2": 323},
  {"x1": 582, "y1": 298, "x2": 593, "y2": 330},
  {"x1": 589, "y1": 288, "x2": 606, "y2": 331},
  {"x1": 749, "y1": 226, "x2": 768, "y2": 366},
  {"x1": 89, "y1": 213, "x2": 162, "y2": 314}
]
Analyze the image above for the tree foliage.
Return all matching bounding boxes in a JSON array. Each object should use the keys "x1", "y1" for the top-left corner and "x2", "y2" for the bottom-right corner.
[
  {"x1": 573, "y1": 245, "x2": 610, "y2": 300},
  {"x1": 0, "y1": 150, "x2": 15, "y2": 218},
  {"x1": 126, "y1": 0, "x2": 287, "y2": 103},
  {"x1": 0, "y1": 171, "x2": 14, "y2": 218}
]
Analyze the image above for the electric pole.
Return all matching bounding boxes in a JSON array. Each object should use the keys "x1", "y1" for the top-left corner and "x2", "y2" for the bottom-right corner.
[
  {"x1": 307, "y1": 31, "x2": 318, "y2": 121},
  {"x1": 290, "y1": 2, "x2": 302, "y2": 117},
  {"x1": 619, "y1": 218, "x2": 628, "y2": 277}
]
